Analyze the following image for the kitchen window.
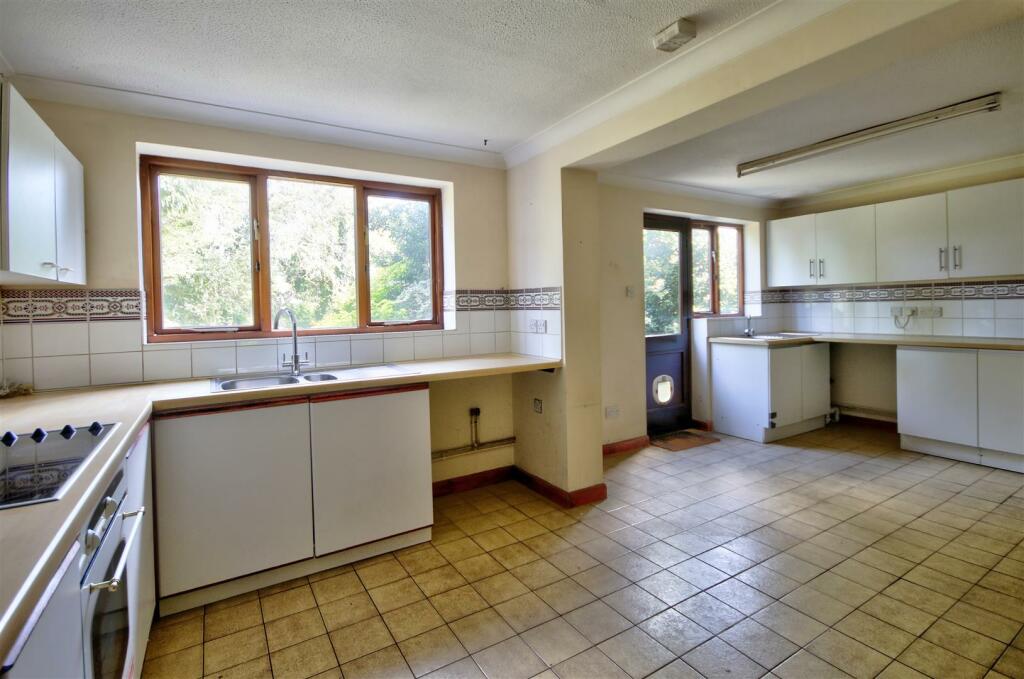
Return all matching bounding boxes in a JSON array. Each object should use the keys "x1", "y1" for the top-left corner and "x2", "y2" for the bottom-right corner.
[
  {"x1": 691, "y1": 221, "x2": 743, "y2": 317},
  {"x1": 140, "y1": 156, "x2": 442, "y2": 341}
]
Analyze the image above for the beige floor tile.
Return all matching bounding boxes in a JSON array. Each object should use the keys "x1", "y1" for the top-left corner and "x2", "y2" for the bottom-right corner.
[
  {"x1": 636, "y1": 541, "x2": 690, "y2": 568},
  {"x1": 923, "y1": 619, "x2": 1006, "y2": 667},
  {"x1": 430, "y1": 585, "x2": 490, "y2": 622},
  {"x1": 489, "y1": 543, "x2": 540, "y2": 569},
  {"x1": 399, "y1": 625, "x2": 468, "y2": 677},
  {"x1": 781, "y1": 585, "x2": 853, "y2": 625},
  {"x1": 669, "y1": 558, "x2": 731, "y2": 589},
  {"x1": 806, "y1": 572, "x2": 875, "y2": 608},
  {"x1": 265, "y1": 607, "x2": 327, "y2": 652},
  {"x1": 898, "y1": 638, "x2": 987, "y2": 679},
  {"x1": 831, "y1": 559, "x2": 899, "y2": 592},
  {"x1": 884, "y1": 579, "x2": 957, "y2": 617},
  {"x1": 329, "y1": 616, "x2": 394, "y2": 664},
  {"x1": 674, "y1": 591, "x2": 746, "y2": 634},
  {"x1": 963, "y1": 586, "x2": 1024, "y2": 623},
  {"x1": 143, "y1": 645, "x2": 203, "y2": 679},
  {"x1": 874, "y1": 661, "x2": 929, "y2": 679},
  {"x1": 203, "y1": 654, "x2": 273, "y2": 679},
  {"x1": 383, "y1": 600, "x2": 446, "y2": 642},
  {"x1": 318, "y1": 591, "x2": 377, "y2": 631},
  {"x1": 494, "y1": 591, "x2": 558, "y2": 632},
  {"x1": 437, "y1": 538, "x2": 486, "y2": 563},
  {"x1": 774, "y1": 649, "x2": 854, "y2": 679},
  {"x1": 204, "y1": 599, "x2": 263, "y2": 642},
  {"x1": 414, "y1": 565, "x2": 469, "y2": 597},
  {"x1": 472, "y1": 571, "x2": 529, "y2": 605},
  {"x1": 553, "y1": 647, "x2": 629, "y2": 679},
  {"x1": 603, "y1": 583, "x2": 669, "y2": 623},
  {"x1": 707, "y1": 578, "x2": 774, "y2": 615},
  {"x1": 994, "y1": 646, "x2": 1024, "y2": 677},
  {"x1": 637, "y1": 570, "x2": 700, "y2": 605},
  {"x1": 452, "y1": 554, "x2": 504, "y2": 583},
  {"x1": 261, "y1": 585, "x2": 317, "y2": 623},
  {"x1": 599, "y1": 627, "x2": 675, "y2": 679},
  {"x1": 472, "y1": 636, "x2": 545, "y2": 679},
  {"x1": 448, "y1": 608, "x2": 515, "y2": 654},
  {"x1": 369, "y1": 577, "x2": 425, "y2": 613},
  {"x1": 834, "y1": 609, "x2": 915, "y2": 658},
  {"x1": 761, "y1": 552, "x2": 825, "y2": 583},
  {"x1": 720, "y1": 618, "x2": 800, "y2": 669},
  {"x1": 422, "y1": 657, "x2": 485, "y2": 679},
  {"x1": 546, "y1": 546, "x2": 600, "y2": 576},
  {"x1": 521, "y1": 617, "x2": 590, "y2": 666},
  {"x1": 310, "y1": 571, "x2": 364, "y2": 605},
  {"x1": 753, "y1": 602, "x2": 828, "y2": 646},
  {"x1": 341, "y1": 645, "x2": 413, "y2": 679},
  {"x1": 639, "y1": 608, "x2": 713, "y2": 655},
  {"x1": 510, "y1": 558, "x2": 564, "y2": 590},
  {"x1": 736, "y1": 564, "x2": 801, "y2": 599},
  {"x1": 572, "y1": 564, "x2": 630, "y2": 597},
  {"x1": 522, "y1": 532, "x2": 572, "y2": 558},
  {"x1": 683, "y1": 638, "x2": 767, "y2": 679},
  {"x1": 564, "y1": 600, "x2": 632, "y2": 643},
  {"x1": 269, "y1": 634, "x2": 337, "y2": 679},
  {"x1": 471, "y1": 528, "x2": 518, "y2": 552},
  {"x1": 146, "y1": 615, "x2": 203, "y2": 659},
  {"x1": 806, "y1": 629, "x2": 890, "y2": 679},
  {"x1": 203, "y1": 626, "x2": 269, "y2": 675},
  {"x1": 942, "y1": 601, "x2": 1022, "y2": 644},
  {"x1": 259, "y1": 577, "x2": 310, "y2": 599},
  {"x1": 534, "y1": 578, "x2": 596, "y2": 614},
  {"x1": 357, "y1": 559, "x2": 409, "y2": 589},
  {"x1": 505, "y1": 518, "x2": 548, "y2": 541}
]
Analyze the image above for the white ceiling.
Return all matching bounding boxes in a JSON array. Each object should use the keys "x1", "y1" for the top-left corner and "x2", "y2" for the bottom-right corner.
[
  {"x1": 608, "y1": 18, "x2": 1024, "y2": 201},
  {"x1": 0, "y1": 0, "x2": 774, "y2": 155}
]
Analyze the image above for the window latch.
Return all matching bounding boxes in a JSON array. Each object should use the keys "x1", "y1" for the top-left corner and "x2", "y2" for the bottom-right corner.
[{"x1": 252, "y1": 218, "x2": 260, "y2": 241}]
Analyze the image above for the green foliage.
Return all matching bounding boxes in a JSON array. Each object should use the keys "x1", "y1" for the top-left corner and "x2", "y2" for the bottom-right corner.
[
  {"x1": 368, "y1": 196, "x2": 433, "y2": 322},
  {"x1": 692, "y1": 229, "x2": 712, "y2": 314},
  {"x1": 643, "y1": 230, "x2": 681, "y2": 336}
]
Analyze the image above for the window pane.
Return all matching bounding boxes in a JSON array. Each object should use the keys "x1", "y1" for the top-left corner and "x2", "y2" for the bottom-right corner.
[
  {"x1": 643, "y1": 229, "x2": 681, "y2": 336},
  {"x1": 691, "y1": 229, "x2": 712, "y2": 314},
  {"x1": 157, "y1": 173, "x2": 254, "y2": 328},
  {"x1": 367, "y1": 195, "x2": 433, "y2": 323},
  {"x1": 268, "y1": 177, "x2": 357, "y2": 328},
  {"x1": 717, "y1": 226, "x2": 741, "y2": 315}
]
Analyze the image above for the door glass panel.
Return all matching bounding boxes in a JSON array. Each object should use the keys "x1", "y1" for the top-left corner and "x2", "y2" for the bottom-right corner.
[
  {"x1": 691, "y1": 229, "x2": 712, "y2": 314},
  {"x1": 157, "y1": 173, "x2": 255, "y2": 328},
  {"x1": 717, "y1": 226, "x2": 741, "y2": 315},
  {"x1": 643, "y1": 229, "x2": 681, "y2": 336}
]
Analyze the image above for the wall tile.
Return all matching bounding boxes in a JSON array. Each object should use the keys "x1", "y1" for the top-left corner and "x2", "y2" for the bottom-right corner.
[
  {"x1": 995, "y1": 299, "x2": 1024, "y2": 319},
  {"x1": 89, "y1": 320, "x2": 143, "y2": 354},
  {"x1": 932, "y1": 318, "x2": 964, "y2": 336},
  {"x1": 384, "y1": 336, "x2": 415, "y2": 362},
  {"x1": 964, "y1": 299, "x2": 995, "y2": 318},
  {"x1": 34, "y1": 355, "x2": 90, "y2": 390},
  {"x1": 854, "y1": 301, "x2": 878, "y2": 318},
  {"x1": 523, "y1": 333, "x2": 542, "y2": 356},
  {"x1": 494, "y1": 310, "x2": 511, "y2": 332},
  {"x1": 414, "y1": 334, "x2": 443, "y2": 360},
  {"x1": 469, "y1": 310, "x2": 495, "y2": 333},
  {"x1": 832, "y1": 316, "x2": 855, "y2": 333},
  {"x1": 541, "y1": 334, "x2": 561, "y2": 359},
  {"x1": 351, "y1": 337, "x2": 383, "y2": 365},
  {"x1": 315, "y1": 339, "x2": 351, "y2": 367},
  {"x1": 470, "y1": 333, "x2": 495, "y2": 355},
  {"x1": 995, "y1": 319, "x2": 1024, "y2": 338},
  {"x1": 4, "y1": 358, "x2": 32, "y2": 385},
  {"x1": 854, "y1": 317, "x2": 878, "y2": 333},
  {"x1": 143, "y1": 349, "x2": 192, "y2": 382},
  {"x1": 933, "y1": 300, "x2": 963, "y2": 319},
  {"x1": 2, "y1": 324, "x2": 32, "y2": 358},
  {"x1": 443, "y1": 333, "x2": 470, "y2": 358},
  {"x1": 91, "y1": 352, "x2": 143, "y2": 385},
  {"x1": 237, "y1": 344, "x2": 278, "y2": 374},
  {"x1": 542, "y1": 310, "x2": 562, "y2": 335},
  {"x1": 495, "y1": 332, "x2": 511, "y2": 353},
  {"x1": 964, "y1": 319, "x2": 995, "y2": 337},
  {"x1": 33, "y1": 322, "x2": 89, "y2": 357},
  {"x1": 191, "y1": 346, "x2": 236, "y2": 377}
]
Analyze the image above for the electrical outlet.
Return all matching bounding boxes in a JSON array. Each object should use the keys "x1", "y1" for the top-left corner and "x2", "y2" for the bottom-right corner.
[
  {"x1": 605, "y1": 405, "x2": 619, "y2": 419},
  {"x1": 533, "y1": 398, "x2": 543, "y2": 414},
  {"x1": 918, "y1": 306, "x2": 943, "y2": 318},
  {"x1": 535, "y1": 319, "x2": 547, "y2": 334}
]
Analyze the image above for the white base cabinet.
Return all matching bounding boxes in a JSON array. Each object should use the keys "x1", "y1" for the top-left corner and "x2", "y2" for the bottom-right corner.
[
  {"x1": 712, "y1": 343, "x2": 830, "y2": 443},
  {"x1": 154, "y1": 401, "x2": 315, "y2": 595},
  {"x1": 125, "y1": 427, "x2": 155, "y2": 679},
  {"x1": 311, "y1": 386, "x2": 432, "y2": 556},
  {"x1": 897, "y1": 347, "x2": 1024, "y2": 471}
]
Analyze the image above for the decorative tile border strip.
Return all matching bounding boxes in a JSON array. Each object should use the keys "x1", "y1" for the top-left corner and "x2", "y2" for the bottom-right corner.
[
  {"x1": 1, "y1": 288, "x2": 142, "y2": 323},
  {"x1": 445, "y1": 287, "x2": 561, "y2": 311},
  {"x1": 746, "y1": 279, "x2": 1024, "y2": 305}
]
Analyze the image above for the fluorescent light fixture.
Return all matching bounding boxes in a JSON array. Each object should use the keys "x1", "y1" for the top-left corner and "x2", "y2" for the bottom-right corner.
[{"x1": 737, "y1": 92, "x2": 1002, "y2": 178}]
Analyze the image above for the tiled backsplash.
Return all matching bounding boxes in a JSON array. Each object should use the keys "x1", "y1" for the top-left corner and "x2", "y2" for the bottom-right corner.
[
  {"x1": 1, "y1": 288, "x2": 561, "y2": 390},
  {"x1": 743, "y1": 280, "x2": 1024, "y2": 338}
]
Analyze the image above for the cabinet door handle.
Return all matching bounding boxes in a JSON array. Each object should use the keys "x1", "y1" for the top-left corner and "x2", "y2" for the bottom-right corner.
[
  {"x1": 809, "y1": 259, "x2": 816, "y2": 279},
  {"x1": 939, "y1": 248, "x2": 946, "y2": 271},
  {"x1": 818, "y1": 259, "x2": 825, "y2": 279},
  {"x1": 953, "y1": 245, "x2": 962, "y2": 270},
  {"x1": 41, "y1": 261, "x2": 57, "y2": 268}
]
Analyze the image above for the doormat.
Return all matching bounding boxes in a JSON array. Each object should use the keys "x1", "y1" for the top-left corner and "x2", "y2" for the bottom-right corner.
[{"x1": 652, "y1": 430, "x2": 719, "y2": 452}]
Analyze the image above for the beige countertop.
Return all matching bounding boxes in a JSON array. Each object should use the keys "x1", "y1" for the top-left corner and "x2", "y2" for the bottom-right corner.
[
  {"x1": 0, "y1": 353, "x2": 560, "y2": 662},
  {"x1": 709, "y1": 332, "x2": 1024, "y2": 351}
]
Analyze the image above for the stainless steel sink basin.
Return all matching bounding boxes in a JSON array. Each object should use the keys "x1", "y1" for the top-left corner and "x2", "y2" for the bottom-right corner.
[
  {"x1": 303, "y1": 373, "x2": 338, "y2": 382},
  {"x1": 214, "y1": 375, "x2": 301, "y2": 391}
]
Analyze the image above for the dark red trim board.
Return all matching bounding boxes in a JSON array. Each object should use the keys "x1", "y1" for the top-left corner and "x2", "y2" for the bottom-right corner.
[{"x1": 602, "y1": 436, "x2": 650, "y2": 456}]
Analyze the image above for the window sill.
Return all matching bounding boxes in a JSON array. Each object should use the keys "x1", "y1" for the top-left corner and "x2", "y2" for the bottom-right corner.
[{"x1": 147, "y1": 323, "x2": 444, "y2": 344}]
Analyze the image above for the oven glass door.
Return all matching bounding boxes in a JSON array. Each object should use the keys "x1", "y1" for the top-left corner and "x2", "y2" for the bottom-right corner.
[{"x1": 82, "y1": 511, "x2": 131, "y2": 679}]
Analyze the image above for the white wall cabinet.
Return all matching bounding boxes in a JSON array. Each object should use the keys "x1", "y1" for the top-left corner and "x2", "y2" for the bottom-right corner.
[
  {"x1": 875, "y1": 193, "x2": 948, "y2": 282},
  {"x1": 814, "y1": 205, "x2": 876, "y2": 285},
  {"x1": 310, "y1": 387, "x2": 432, "y2": 556},
  {"x1": 712, "y1": 342, "x2": 830, "y2": 442},
  {"x1": 978, "y1": 350, "x2": 1024, "y2": 456},
  {"x1": 947, "y1": 179, "x2": 1024, "y2": 279},
  {"x1": 1, "y1": 80, "x2": 86, "y2": 284},
  {"x1": 897, "y1": 347, "x2": 978, "y2": 447},
  {"x1": 766, "y1": 214, "x2": 816, "y2": 288},
  {"x1": 154, "y1": 401, "x2": 315, "y2": 595}
]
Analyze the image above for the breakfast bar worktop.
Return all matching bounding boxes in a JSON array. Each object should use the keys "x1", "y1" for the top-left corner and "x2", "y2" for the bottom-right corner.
[
  {"x1": 709, "y1": 332, "x2": 1024, "y2": 351},
  {"x1": 0, "y1": 352, "x2": 560, "y2": 664}
]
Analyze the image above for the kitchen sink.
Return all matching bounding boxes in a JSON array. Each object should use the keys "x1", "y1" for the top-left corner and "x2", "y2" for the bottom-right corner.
[
  {"x1": 303, "y1": 373, "x2": 338, "y2": 382},
  {"x1": 215, "y1": 375, "x2": 301, "y2": 391}
]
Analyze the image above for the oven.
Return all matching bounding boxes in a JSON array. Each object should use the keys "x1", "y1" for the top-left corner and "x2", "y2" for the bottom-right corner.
[{"x1": 79, "y1": 463, "x2": 146, "y2": 679}]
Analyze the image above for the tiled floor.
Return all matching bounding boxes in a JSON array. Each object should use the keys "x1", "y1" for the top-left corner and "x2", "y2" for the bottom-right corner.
[{"x1": 142, "y1": 422, "x2": 1024, "y2": 679}]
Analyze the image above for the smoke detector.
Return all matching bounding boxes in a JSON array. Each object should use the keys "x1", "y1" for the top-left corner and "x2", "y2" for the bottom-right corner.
[{"x1": 654, "y1": 18, "x2": 697, "y2": 52}]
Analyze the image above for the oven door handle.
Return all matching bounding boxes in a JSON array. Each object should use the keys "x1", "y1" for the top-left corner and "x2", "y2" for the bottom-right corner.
[{"x1": 87, "y1": 507, "x2": 145, "y2": 593}]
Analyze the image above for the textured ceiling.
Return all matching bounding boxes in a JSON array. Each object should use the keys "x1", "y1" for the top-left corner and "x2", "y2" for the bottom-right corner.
[
  {"x1": 0, "y1": 0, "x2": 773, "y2": 152},
  {"x1": 610, "y1": 18, "x2": 1024, "y2": 200}
]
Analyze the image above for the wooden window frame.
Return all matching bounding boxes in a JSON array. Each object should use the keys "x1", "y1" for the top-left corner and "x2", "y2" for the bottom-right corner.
[
  {"x1": 691, "y1": 221, "x2": 745, "y2": 318},
  {"x1": 140, "y1": 155, "x2": 443, "y2": 343}
]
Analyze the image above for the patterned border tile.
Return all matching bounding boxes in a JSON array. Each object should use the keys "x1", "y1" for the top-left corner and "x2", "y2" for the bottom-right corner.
[
  {"x1": 746, "y1": 280, "x2": 1024, "y2": 305},
  {"x1": 87, "y1": 289, "x2": 143, "y2": 321},
  {"x1": 29, "y1": 289, "x2": 89, "y2": 323},
  {"x1": 445, "y1": 288, "x2": 562, "y2": 311},
  {"x1": 1, "y1": 288, "x2": 143, "y2": 322}
]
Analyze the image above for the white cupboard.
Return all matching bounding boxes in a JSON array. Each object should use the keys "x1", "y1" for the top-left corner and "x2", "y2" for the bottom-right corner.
[
  {"x1": 978, "y1": 350, "x2": 1024, "y2": 456},
  {"x1": 947, "y1": 179, "x2": 1024, "y2": 279},
  {"x1": 712, "y1": 342, "x2": 830, "y2": 442},
  {"x1": 897, "y1": 347, "x2": 978, "y2": 447},
  {"x1": 0, "y1": 80, "x2": 86, "y2": 284},
  {"x1": 311, "y1": 386, "x2": 432, "y2": 556},
  {"x1": 766, "y1": 214, "x2": 816, "y2": 288},
  {"x1": 875, "y1": 193, "x2": 948, "y2": 282},
  {"x1": 814, "y1": 205, "x2": 876, "y2": 285},
  {"x1": 154, "y1": 401, "x2": 315, "y2": 595},
  {"x1": 125, "y1": 426, "x2": 155, "y2": 679}
]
